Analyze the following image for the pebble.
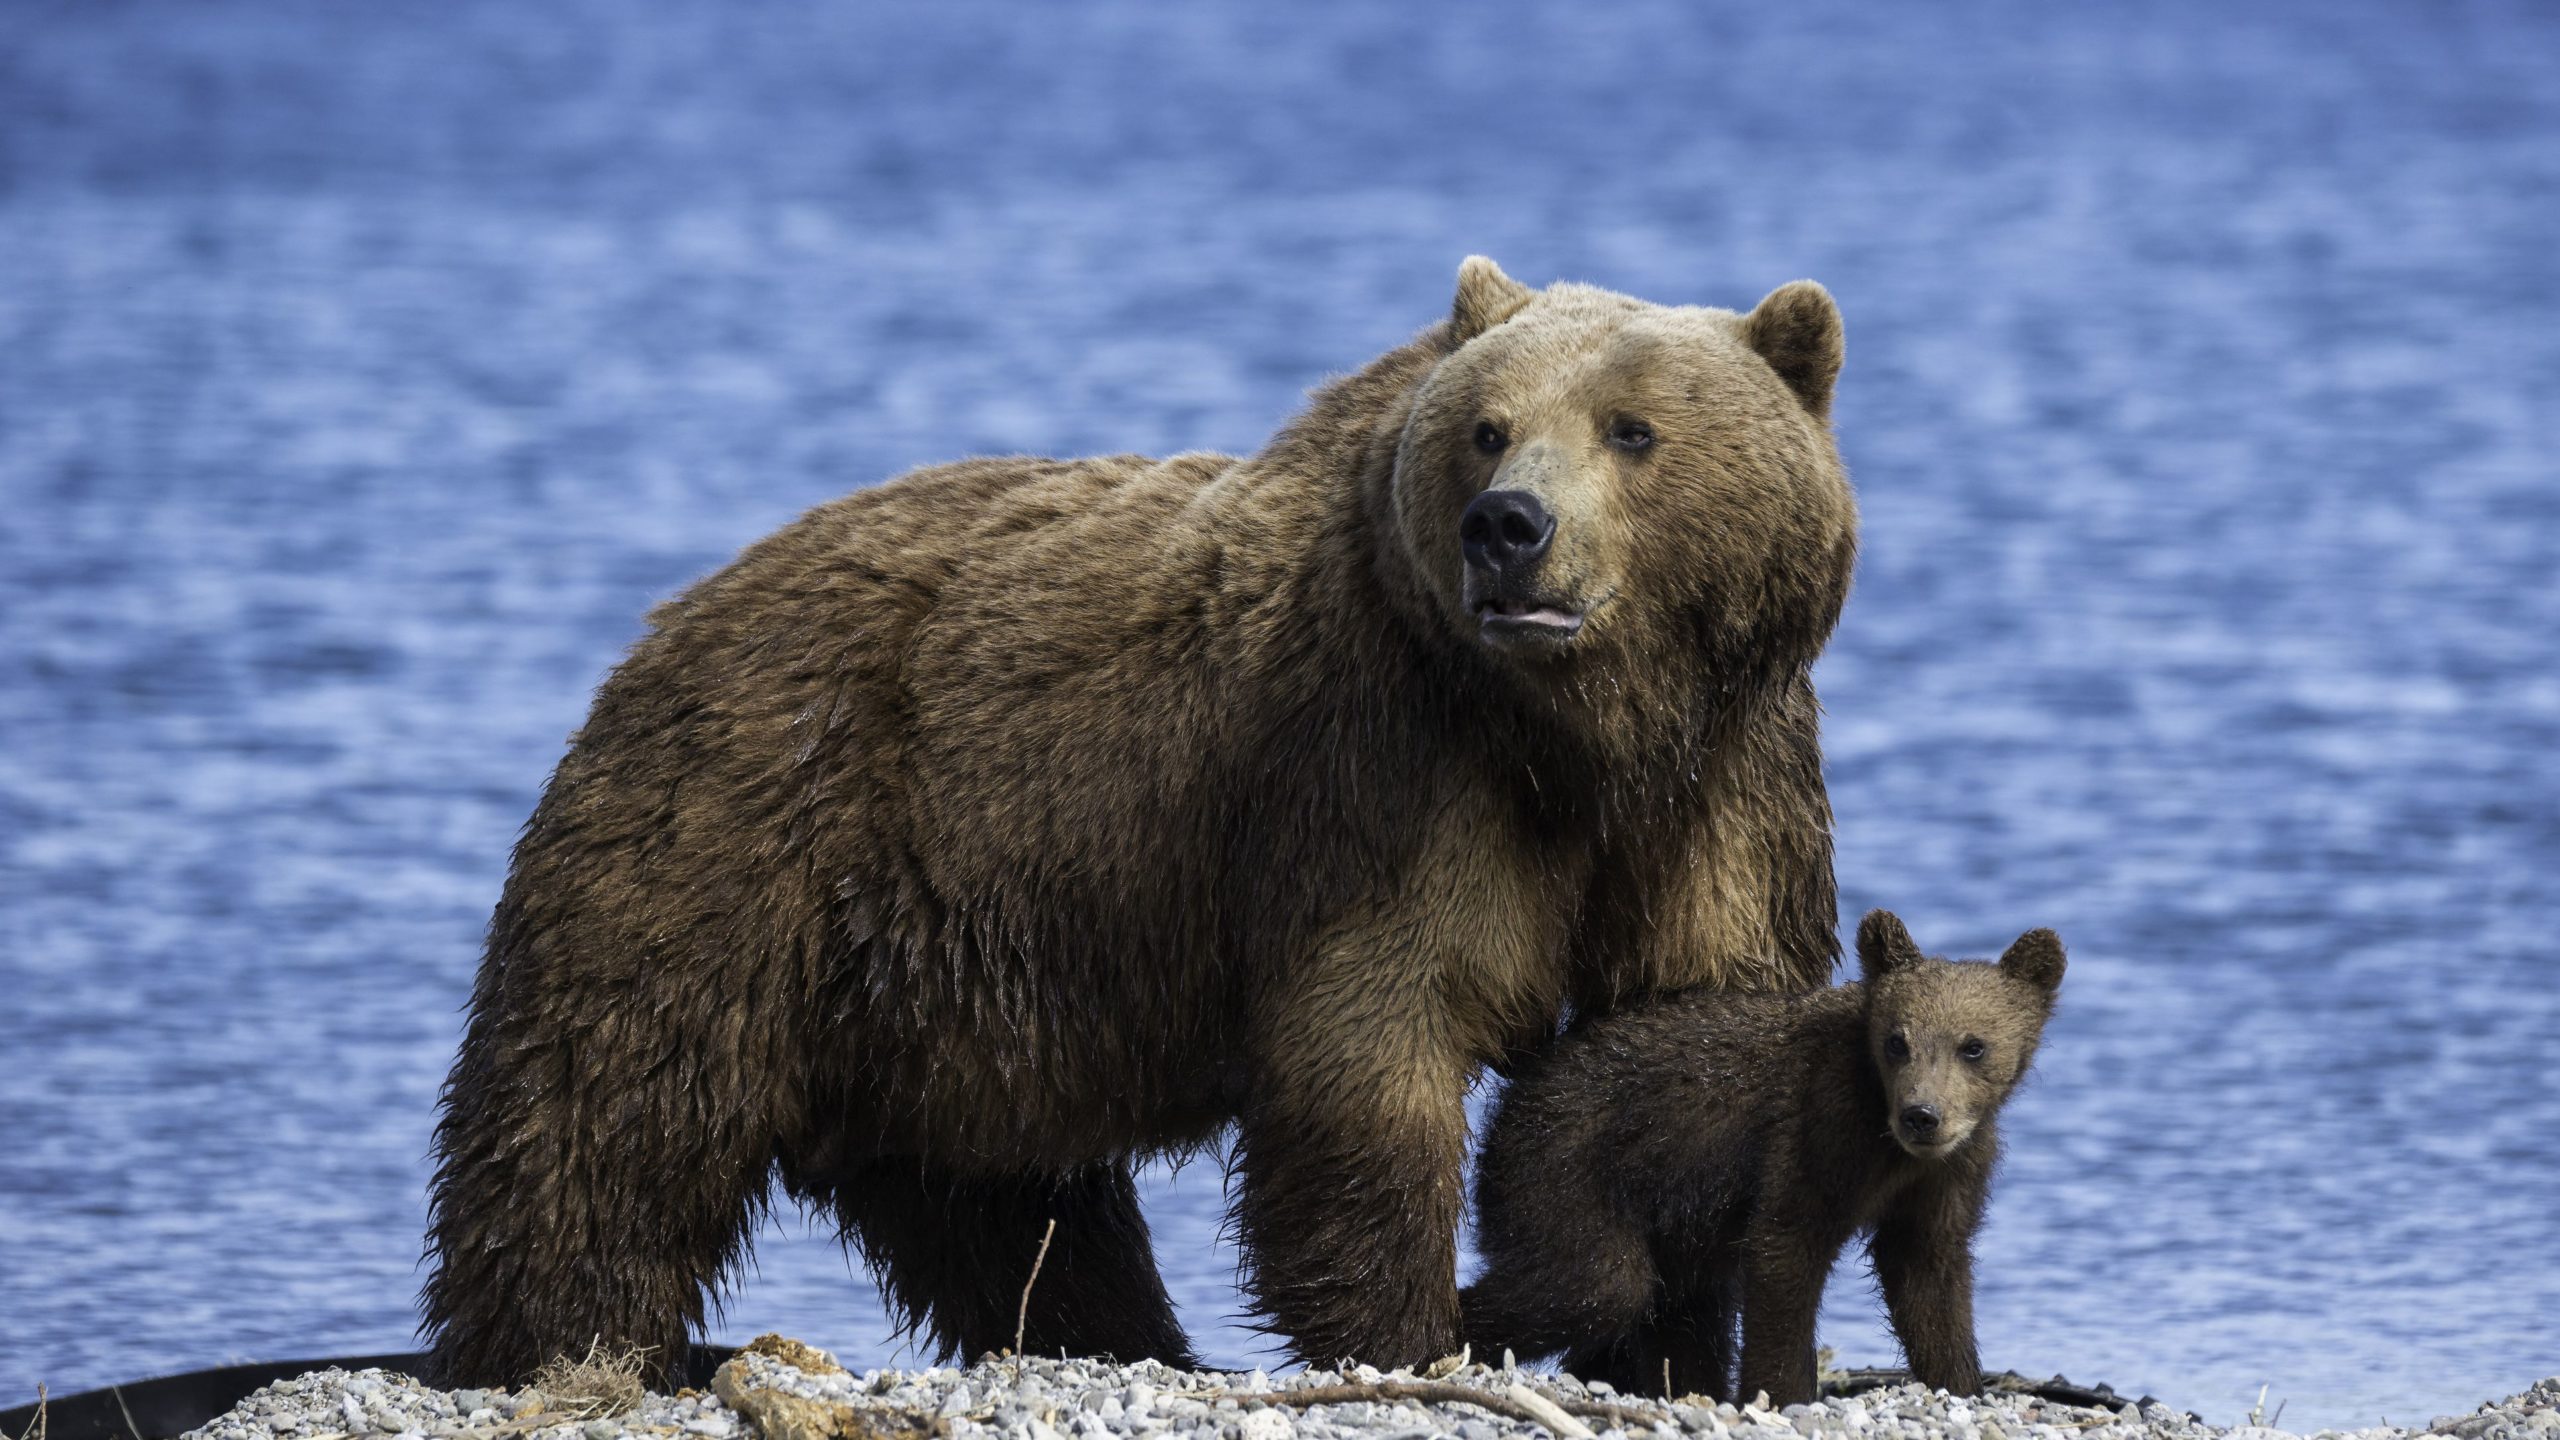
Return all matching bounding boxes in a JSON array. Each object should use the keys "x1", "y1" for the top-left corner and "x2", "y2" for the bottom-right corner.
[{"x1": 172, "y1": 1351, "x2": 2560, "y2": 1440}]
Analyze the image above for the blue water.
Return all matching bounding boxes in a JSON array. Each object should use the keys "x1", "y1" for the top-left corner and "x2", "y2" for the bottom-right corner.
[{"x1": 3, "y1": 2, "x2": 2556, "y2": 1430}]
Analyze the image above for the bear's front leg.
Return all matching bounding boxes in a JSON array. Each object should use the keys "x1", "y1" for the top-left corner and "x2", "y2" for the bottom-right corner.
[
  {"x1": 1232, "y1": 975, "x2": 1471, "y2": 1368},
  {"x1": 1869, "y1": 1174, "x2": 1988, "y2": 1396}
]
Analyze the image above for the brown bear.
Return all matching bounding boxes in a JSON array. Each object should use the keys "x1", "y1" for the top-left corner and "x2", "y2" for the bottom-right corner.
[
  {"x1": 420, "y1": 257, "x2": 1860, "y2": 1384},
  {"x1": 1462, "y1": 911, "x2": 2066, "y2": 1406}
]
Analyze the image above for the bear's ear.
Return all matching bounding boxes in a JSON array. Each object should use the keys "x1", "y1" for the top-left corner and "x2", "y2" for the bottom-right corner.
[
  {"x1": 1451, "y1": 255, "x2": 1536, "y2": 343},
  {"x1": 1999, "y1": 928, "x2": 2068, "y2": 997},
  {"x1": 1739, "y1": 280, "x2": 1844, "y2": 422},
  {"x1": 1856, "y1": 909, "x2": 1924, "y2": 982}
]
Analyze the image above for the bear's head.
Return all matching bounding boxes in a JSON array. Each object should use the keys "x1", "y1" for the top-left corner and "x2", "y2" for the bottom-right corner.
[
  {"x1": 1390, "y1": 257, "x2": 1857, "y2": 708},
  {"x1": 1855, "y1": 910, "x2": 2065, "y2": 1159}
]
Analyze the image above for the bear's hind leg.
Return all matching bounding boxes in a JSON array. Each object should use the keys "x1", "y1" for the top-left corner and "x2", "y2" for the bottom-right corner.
[
  {"x1": 831, "y1": 1159, "x2": 1196, "y2": 1366},
  {"x1": 423, "y1": 1004, "x2": 781, "y2": 1386}
]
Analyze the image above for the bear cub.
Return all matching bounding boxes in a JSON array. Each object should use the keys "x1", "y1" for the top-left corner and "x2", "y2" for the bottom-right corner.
[{"x1": 1464, "y1": 910, "x2": 2065, "y2": 1405}]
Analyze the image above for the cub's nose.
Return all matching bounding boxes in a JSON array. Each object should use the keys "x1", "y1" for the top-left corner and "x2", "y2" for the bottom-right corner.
[
  {"x1": 1460, "y1": 489, "x2": 1555, "y2": 574},
  {"x1": 1899, "y1": 1104, "x2": 1942, "y2": 1139}
]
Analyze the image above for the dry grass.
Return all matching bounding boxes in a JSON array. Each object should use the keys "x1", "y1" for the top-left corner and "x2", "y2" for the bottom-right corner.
[{"x1": 527, "y1": 1340, "x2": 652, "y2": 1421}]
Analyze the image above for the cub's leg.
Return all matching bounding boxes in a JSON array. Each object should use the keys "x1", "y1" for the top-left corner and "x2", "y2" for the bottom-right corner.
[
  {"x1": 829, "y1": 1158, "x2": 1195, "y2": 1365},
  {"x1": 1869, "y1": 1179, "x2": 1987, "y2": 1395},
  {"x1": 1736, "y1": 1214, "x2": 1854, "y2": 1406},
  {"x1": 1561, "y1": 1329, "x2": 1669, "y2": 1399},
  {"x1": 1463, "y1": 1215, "x2": 1657, "y2": 1374},
  {"x1": 1650, "y1": 1247, "x2": 1742, "y2": 1401}
]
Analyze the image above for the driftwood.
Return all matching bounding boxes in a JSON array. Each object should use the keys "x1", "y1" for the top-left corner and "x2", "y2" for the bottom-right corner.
[
  {"x1": 1230, "y1": 1378, "x2": 1654, "y2": 1433},
  {"x1": 1829, "y1": 1367, "x2": 2195, "y2": 1423}
]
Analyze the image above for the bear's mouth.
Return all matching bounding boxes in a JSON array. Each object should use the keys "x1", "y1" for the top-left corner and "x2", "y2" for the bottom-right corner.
[
  {"x1": 1470, "y1": 587, "x2": 1614, "y2": 655},
  {"x1": 1893, "y1": 1122, "x2": 1971, "y2": 1158},
  {"x1": 1474, "y1": 596, "x2": 1586, "y2": 638},
  {"x1": 1474, "y1": 591, "x2": 1587, "y2": 648}
]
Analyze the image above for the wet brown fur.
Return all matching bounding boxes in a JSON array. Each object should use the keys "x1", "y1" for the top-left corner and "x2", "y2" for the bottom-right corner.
[
  {"x1": 420, "y1": 259, "x2": 1859, "y2": 1383},
  {"x1": 1463, "y1": 912, "x2": 2065, "y2": 1404}
]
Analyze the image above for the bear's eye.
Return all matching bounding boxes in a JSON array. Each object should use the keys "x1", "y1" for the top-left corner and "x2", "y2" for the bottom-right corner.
[
  {"x1": 1607, "y1": 418, "x2": 1655, "y2": 453},
  {"x1": 1883, "y1": 1033, "x2": 1910, "y2": 1062},
  {"x1": 1959, "y1": 1038, "x2": 1987, "y2": 1062},
  {"x1": 1473, "y1": 421, "x2": 1508, "y2": 455}
]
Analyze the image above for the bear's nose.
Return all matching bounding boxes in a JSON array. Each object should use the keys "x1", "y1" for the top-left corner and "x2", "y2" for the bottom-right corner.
[
  {"x1": 1460, "y1": 489, "x2": 1556, "y2": 575},
  {"x1": 1899, "y1": 1104, "x2": 1942, "y2": 1138}
]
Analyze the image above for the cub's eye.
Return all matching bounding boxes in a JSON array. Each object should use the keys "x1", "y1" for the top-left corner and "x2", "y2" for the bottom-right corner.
[
  {"x1": 1959, "y1": 1038, "x2": 1988, "y2": 1062},
  {"x1": 1473, "y1": 421, "x2": 1509, "y2": 454},
  {"x1": 1607, "y1": 418, "x2": 1655, "y2": 453},
  {"x1": 1883, "y1": 1033, "x2": 1910, "y2": 1061}
]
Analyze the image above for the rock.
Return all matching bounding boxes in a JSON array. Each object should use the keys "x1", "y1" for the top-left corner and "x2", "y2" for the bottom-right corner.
[{"x1": 1233, "y1": 1410, "x2": 1293, "y2": 1440}]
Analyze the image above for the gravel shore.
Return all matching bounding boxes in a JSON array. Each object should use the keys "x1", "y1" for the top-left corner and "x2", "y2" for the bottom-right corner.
[{"x1": 176, "y1": 1337, "x2": 2558, "y2": 1440}]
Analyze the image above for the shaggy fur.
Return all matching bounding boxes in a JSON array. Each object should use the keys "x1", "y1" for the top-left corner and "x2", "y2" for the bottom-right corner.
[
  {"x1": 1464, "y1": 912, "x2": 2065, "y2": 1405},
  {"x1": 420, "y1": 258, "x2": 1860, "y2": 1384}
]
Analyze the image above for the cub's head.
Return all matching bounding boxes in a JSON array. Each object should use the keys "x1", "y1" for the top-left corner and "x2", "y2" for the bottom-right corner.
[
  {"x1": 1390, "y1": 257, "x2": 1857, "y2": 689},
  {"x1": 1855, "y1": 909, "x2": 2066, "y2": 1159}
]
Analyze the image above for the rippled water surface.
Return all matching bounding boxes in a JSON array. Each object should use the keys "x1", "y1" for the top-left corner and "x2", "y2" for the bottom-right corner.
[{"x1": 3, "y1": 3, "x2": 2556, "y2": 1429}]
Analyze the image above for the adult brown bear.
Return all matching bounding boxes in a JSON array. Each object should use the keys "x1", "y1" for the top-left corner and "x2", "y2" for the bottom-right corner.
[{"x1": 421, "y1": 258, "x2": 1858, "y2": 1384}]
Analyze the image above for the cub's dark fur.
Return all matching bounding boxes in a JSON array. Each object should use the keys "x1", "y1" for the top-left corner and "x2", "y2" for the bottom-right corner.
[{"x1": 1464, "y1": 910, "x2": 2065, "y2": 1404}]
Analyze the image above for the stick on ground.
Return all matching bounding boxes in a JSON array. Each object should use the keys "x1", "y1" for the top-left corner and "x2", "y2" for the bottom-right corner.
[
  {"x1": 1012, "y1": 1218, "x2": 1058, "y2": 1362},
  {"x1": 1240, "y1": 1380, "x2": 1651, "y2": 1432}
]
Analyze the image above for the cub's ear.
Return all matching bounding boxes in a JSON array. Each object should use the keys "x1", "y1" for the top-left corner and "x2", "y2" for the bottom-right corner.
[
  {"x1": 1451, "y1": 255, "x2": 1536, "y2": 343},
  {"x1": 1857, "y1": 909, "x2": 1925, "y2": 982},
  {"x1": 1999, "y1": 928, "x2": 2068, "y2": 996},
  {"x1": 1739, "y1": 280, "x2": 1844, "y2": 422}
]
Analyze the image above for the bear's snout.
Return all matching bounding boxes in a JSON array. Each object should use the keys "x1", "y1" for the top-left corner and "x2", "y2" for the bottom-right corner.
[
  {"x1": 1460, "y1": 488, "x2": 1590, "y2": 650},
  {"x1": 1898, "y1": 1103, "x2": 1942, "y2": 1142},
  {"x1": 1460, "y1": 488, "x2": 1555, "y2": 575}
]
